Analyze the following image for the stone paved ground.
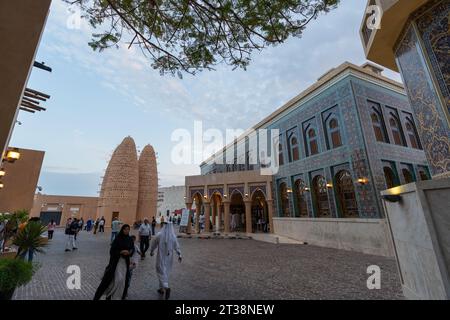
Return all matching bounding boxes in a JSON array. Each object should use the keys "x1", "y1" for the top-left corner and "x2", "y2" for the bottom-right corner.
[{"x1": 13, "y1": 229, "x2": 403, "y2": 300}]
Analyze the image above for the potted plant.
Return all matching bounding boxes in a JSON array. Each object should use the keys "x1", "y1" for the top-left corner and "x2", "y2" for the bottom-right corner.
[
  {"x1": 0, "y1": 258, "x2": 34, "y2": 300},
  {"x1": 13, "y1": 221, "x2": 48, "y2": 261}
]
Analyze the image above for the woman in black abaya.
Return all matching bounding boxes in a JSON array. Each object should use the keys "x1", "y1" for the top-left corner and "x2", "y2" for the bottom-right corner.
[{"x1": 93, "y1": 224, "x2": 134, "y2": 300}]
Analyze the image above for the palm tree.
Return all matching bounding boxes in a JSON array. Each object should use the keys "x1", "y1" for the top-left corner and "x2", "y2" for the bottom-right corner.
[{"x1": 13, "y1": 221, "x2": 48, "y2": 261}]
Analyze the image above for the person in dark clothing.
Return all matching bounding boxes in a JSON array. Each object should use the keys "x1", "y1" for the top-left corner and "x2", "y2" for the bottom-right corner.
[
  {"x1": 151, "y1": 217, "x2": 156, "y2": 236},
  {"x1": 93, "y1": 224, "x2": 134, "y2": 300}
]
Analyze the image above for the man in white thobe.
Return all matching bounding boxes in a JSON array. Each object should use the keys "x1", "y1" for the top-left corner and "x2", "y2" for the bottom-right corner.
[{"x1": 150, "y1": 222, "x2": 182, "y2": 300}]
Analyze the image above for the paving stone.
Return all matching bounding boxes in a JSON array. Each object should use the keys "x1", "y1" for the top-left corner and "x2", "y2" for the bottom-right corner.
[{"x1": 13, "y1": 229, "x2": 403, "y2": 300}]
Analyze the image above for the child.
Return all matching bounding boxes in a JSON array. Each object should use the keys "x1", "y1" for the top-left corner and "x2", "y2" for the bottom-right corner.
[{"x1": 124, "y1": 235, "x2": 141, "y2": 299}]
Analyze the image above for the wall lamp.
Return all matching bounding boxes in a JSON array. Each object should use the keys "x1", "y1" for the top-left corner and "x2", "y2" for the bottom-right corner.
[
  {"x1": 304, "y1": 187, "x2": 310, "y2": 192},
  {"x1": 326, "y1": 183, "x2": 333, "y2": 188},
  {"x1": 358, "y1": 177, "x2": 369, "y2": 185},
  {"x1": 3, "y1": 148, "x2": 21, "y2": 163},
  {"x1": 286, "y1": 188, "x2": 293, "y2": 193},
  {"x1": 382, "y1": 195, "x2": 402, "y2": 203},
  {"x1": 0, "y1": 182, "x2": 4, "y2": 189},
  {"x1": 0, "y1": 168, "x2": 5, "y2": 177}
]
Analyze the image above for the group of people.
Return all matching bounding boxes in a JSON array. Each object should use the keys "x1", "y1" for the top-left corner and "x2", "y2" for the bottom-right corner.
[{"x1": 93, "y1": 220, "x2": 182, "y2": 300}]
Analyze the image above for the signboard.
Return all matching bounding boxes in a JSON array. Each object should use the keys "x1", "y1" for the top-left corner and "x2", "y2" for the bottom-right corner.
[{"x1": 180, "y1": 209, "x2": 189, "y2": 227}]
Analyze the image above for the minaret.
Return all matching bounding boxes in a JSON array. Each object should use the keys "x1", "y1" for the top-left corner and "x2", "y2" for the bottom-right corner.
[
  {"x1": 98, "y1": 136, "x2": 139, "y2": 226},
  {"x1": 136, "y1": 144, "x2": 158, "y2": 221}
]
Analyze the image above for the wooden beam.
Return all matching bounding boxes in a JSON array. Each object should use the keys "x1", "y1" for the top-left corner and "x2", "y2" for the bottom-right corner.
[
  {"x1": 19, "y1": 107, "x2": 36, "y2": 113},
  {"x1": 20, "y1": 101, "x2": 46, "y2": 111},
  {"x1": 23, "y1": 91, "x2": 46, "y2": 101},
  {"x1": 24, "y1": 87, "x2": 50, "y2": 99},
  {"x1": 22, "y1": 96, "x2": 40, "y2": 105}
]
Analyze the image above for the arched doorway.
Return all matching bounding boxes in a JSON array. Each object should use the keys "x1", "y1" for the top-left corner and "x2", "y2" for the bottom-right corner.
[
  {"x1": 312, "y1": 175, "x2": 330, "y2": 217},
  {"x1": 279, "y1": 182, "x2": 290, "y2": 217},
  {"x1": 192, "y1": 193, "x2": 203, "y2": 233},
  {"x1": 383, "y1": 166, "x2": 399, "y2": 189},
  {"x1": 251, "y1": 189, "x2": 268, "y2": 233},
  {"x1": 230, "y1": 191, "x2": 245, "y2": 232},
  {"x1": 294, "y1": 179, "x2": 308, "y2": 217},
  {"x1": 210, "y1": 193, "x2": 223, "y2": 232},
  {"x1": 335, "y1": 170, "x2": 359, "y2": 218}
]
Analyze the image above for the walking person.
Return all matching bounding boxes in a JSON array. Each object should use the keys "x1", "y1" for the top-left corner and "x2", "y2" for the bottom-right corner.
[
  {"x1": 150, "y1": 222, "x2": 182, "y2": 300},
  {"x1": 124, "y1": 235, "x2": 141, "y2": 299},
  {"x1": 78, "y1": 218, "x2": 84, "y2": 233},
  {"x1": 138, "y1": 218, "x2": 151, "y2": 260},
  {"x1": 47, "y1": 219, "x2": 56, "y2": 240},
  {"x1": 93, "y1": 224, "x2": 134, "y2": 300},
  {"x1": 93, "y1": 218, "x2": 100, "y2": 234},
  {"x1": 86, "y1": 219, "x2": 92, "y2": 232},
  {"x1": 65, "y1": 218, "x2": 79, "y2": 252},
  {"x1": 99, "y1": 217, "x2": 105, "y2": 233},
  {"x1": 151, "y1": 217, "x2": 156, "y2": 236},
  {"x1": 111, "y1": 217, "x2": 123, "y2": 244}
]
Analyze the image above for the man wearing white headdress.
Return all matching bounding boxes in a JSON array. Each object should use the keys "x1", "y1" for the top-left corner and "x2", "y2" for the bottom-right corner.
[{"x1": 150, "y1": 222, "x2": 182, "y2": 300}]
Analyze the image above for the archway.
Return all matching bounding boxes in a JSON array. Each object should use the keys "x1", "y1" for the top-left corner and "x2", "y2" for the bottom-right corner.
[
  {"x1": 312, "y1": 175, "x2": 330, "y2": 217},
  {"x1": 230, "y1": 191, "x2": 245, "y2": 232},
  {"x1": 192, "y1": 192, "x2": 203, "y2": 233},
  {"x1": 402, "y1": 168, "x2": 414, "y2": 184},
  {"x1": 335, "y1": 170, "x2": 359, "y2": 218},
  {"x1": 251, "y1": 189, "x2": 268, "y2": 233},
  {"x1": 279, "y1": 182, "x2": 290, "y2": 217}
]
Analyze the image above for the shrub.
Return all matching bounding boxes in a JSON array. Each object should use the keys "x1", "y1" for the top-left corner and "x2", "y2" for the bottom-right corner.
[{"x1": 0, "y1": 258, "x2": 34, "y2": 291}]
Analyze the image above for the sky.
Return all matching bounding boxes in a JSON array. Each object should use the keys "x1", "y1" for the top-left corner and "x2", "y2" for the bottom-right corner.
[{"x1": 10, "y1": 0, "x2": 401, "y2": 197}]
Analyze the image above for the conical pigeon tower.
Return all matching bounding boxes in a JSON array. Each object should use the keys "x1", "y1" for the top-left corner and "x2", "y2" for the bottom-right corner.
[
  {"x1": 136, "y1": 144, "x2": 158, "y2": 221},
  {"x1": 98, "y1": 136, "x2": 139, "y2": 226}
]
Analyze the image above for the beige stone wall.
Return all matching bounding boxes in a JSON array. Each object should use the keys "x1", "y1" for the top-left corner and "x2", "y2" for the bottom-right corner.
[
  {"x1": 273, "y1": 217, "x2": 395, "y2": 257},
  {"x1": 136, "y1": 145, "x2": 158, "y2": 221},
  {"x1": 31, "y1": 194, "x2": 99, "y2": 226},
  {"x1": 98, "y1": 137, "x2": 139, "y2": 226},
  {"x1": 0, "y1": 148, "x2": 45, "y2": 213},
  {"x1": 0, "y1": 0, "x2": 51, "y2": 158}
]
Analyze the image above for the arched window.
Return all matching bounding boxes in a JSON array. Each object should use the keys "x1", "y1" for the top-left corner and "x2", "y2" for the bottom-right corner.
[
  {"x1": 279, "y1": 183, "x2": 290, "y2": 217},
  {"x1": 294, "y1": 179, "x2": 308, "y2": 217},
  {"x1": 402, "y1": 168, "x2": 415, "y2": 184},
  {"x1": 278, "y1": 142, "x2": 284, "y2": 166},
  {"x1": 419, "y1": 169, "x2": 430, "y2": 181},
  {"x1": 335, "y1": 170, "x2": 359, "y2": 218},
  {"x1": 383, "y1": 166, "x2": 399, "y2": 189},
  {"x1": 306, "y1": 128, "x2": 319, "y2": 156},
  {"x1": 290, "y1": 135, "x2": 300, "y2": 161},
  {"x1": 389, "y1": 115, "x2": 405, "y2": 146},
  {"x1": 371, "y1": 111, "x2": 388, "y2": 142},
  {"x1": 327, "y1": 117, "x2": 342, "y2": 149},
  {"x1": 312, "y1": 175, "x2": 330, "y2": 217},
  {"x1": 405, "y1": 118, "x2": 421, "y2": 149}
]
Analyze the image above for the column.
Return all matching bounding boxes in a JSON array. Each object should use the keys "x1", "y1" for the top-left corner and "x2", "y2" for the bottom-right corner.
[
  {"x1": 216, "y1": 201, "x2": 221, "y2": 233},
  {"x1": 244, "y1": 201, "x2": 252, "y2": 234},
  {"x1": 195, "y1": 201, "x2": 200, "y2": 233},
  {"x1": 185, "y1": 202, "x2": 192, "y2": 234},
  {"x1": 204, "y1": 202, "x2": 211, "y2": 233},
  {"x1": 223, "y1": 201, "x2": 230, "y2": 233},
  {"x1": 267, "y1": 199, "x2": 274, "y2": 234},
  {"x1": 211, "y1": 200, "x2": 216, "y2": 228}
]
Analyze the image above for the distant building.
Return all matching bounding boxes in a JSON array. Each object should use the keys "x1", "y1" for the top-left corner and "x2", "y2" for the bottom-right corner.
[{"x1": 157, "y1": 186, "x2": 186, "y2": 218}]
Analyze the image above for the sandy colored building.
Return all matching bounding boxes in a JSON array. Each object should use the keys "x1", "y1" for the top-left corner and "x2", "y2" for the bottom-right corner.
[
  {"x1": 98, "y1": 137, "x2": 139, "y2": 226},
  {"x1": 97, "y1": 136, "x2": 158, "y2": 226},
  {"x1": 0, "y1": 0, "x2": 51, "y2": 160},
  {"x1": 0, "y1": 148, "x2": 45, "y2": 213},
  {"x1": 136, "y1": 145, "x2": 158, "y2": 221},
  {"x1": 30, "y1": 194, "x2": 98, "y2": 226}
]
